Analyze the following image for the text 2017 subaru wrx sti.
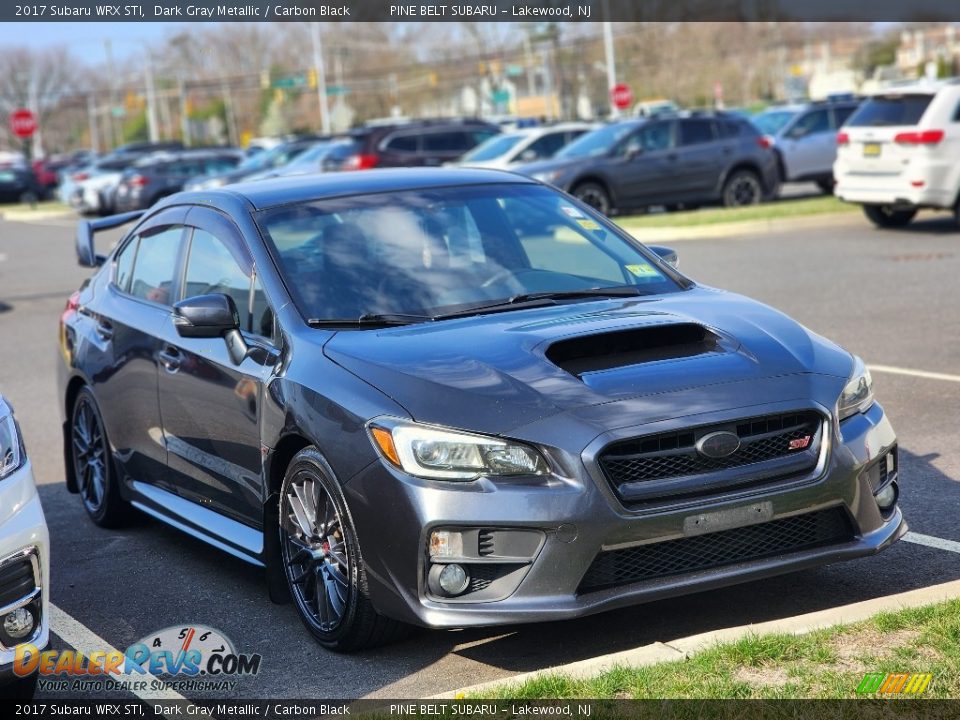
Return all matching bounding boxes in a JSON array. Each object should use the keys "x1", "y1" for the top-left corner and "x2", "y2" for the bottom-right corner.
[{"x1": 58, "y1": 169, "x2": 904, "y2": 651}]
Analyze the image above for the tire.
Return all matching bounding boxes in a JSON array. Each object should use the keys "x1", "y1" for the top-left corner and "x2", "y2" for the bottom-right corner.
[
  {"x1": 70, "y1": 387, "x2": 128, "y2": 528},
  {"x1": 279, "y1": 447, "x2": 408, "y2": 651},
  {"x1": 0, "y1": 673, "x2": 38, "y2": 699},
  {"x1": 572, "y1": 182, "x2": 612, "y2": 215},
  {"x1": 722, "y1": 170, "x2": 763, "y2": 208},
  {"x1": 816, "y1": 178, "x2": 835, "y2": 195},
  {"x1": 862, "y1": 204, "x2": 917, "y2": 228}
]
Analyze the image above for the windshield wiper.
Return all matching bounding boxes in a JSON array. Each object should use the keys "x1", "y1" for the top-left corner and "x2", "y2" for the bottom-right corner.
[
  {"x1": 433, "y1": 286, "x2": 652, "y2": 320},
  {"x1": 307, "y1": 313, "x2": 432, "y2": 328}
]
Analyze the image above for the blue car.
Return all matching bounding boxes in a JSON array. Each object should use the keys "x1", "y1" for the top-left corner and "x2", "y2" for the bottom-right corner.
[{"x1": 59, "y1": 169, "x2": 904, "y2": 651}]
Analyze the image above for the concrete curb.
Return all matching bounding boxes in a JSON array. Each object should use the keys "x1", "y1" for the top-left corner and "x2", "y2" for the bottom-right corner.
[
  {"x1": 0, "y1": 209, "x2": 74, "y2": 223},
  {"x1": 433, "y1": 574, "x2": 960, "y2": 699},
  {"x1": 619, "y1": 211, "x2": 863, "y2": 243}
]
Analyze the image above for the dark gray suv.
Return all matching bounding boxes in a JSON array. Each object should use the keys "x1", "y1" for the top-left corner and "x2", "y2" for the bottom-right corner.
[{"x1": 517, "y1": 114, "x2": 779, "y2": 215}]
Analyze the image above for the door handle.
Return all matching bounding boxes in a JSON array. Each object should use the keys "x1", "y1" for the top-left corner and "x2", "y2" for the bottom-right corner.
[
  {"x1": 158, "y1": 347, "x2": 182, "y2": 373},
  {"x1": 95, "y1": 321, "x2": 114, "y2": 341}
]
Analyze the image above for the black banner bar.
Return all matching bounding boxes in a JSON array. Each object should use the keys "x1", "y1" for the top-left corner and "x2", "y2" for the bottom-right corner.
[{"x1": 3, "y1": 0, "x2": 960, "y2": 23}]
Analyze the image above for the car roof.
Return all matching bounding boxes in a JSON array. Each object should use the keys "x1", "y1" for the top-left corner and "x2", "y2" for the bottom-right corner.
[
  {"x1": 171, "y1": 167, "x2": 538, "y2": 211},
  {"x1": 865, "y1": 78, "x2": 960, "y2": 96}
]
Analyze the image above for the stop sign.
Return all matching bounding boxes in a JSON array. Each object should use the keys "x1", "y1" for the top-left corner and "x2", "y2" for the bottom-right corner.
[
  {"x1": 611, "y1": 83, "x2": 633, "y2": 110},
  {"x1": 9, "y1": 108, "x2": 37, "y2": 139}
]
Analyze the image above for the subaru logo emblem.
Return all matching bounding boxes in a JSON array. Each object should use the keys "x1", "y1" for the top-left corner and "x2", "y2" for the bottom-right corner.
[{"x1": 696, "y1": 431, "x2": 741, "y2": 459}]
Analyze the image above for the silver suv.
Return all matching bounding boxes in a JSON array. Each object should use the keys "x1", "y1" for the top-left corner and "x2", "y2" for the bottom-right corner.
[{"x1": 753, "y1": 100, "x2": 860, "y2": 193}]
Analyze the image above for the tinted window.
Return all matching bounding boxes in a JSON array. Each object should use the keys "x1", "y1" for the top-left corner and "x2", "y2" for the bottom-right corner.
[
  {"x1": 423, "y1": 132, "x2": 471, "y2": 152},
  {"x1": 787, "y1": 109, "x2": 831, "y2": 138},
  {"x1": 114, "y1": 237, "x2": 138, "y2": 292},
  {"x1": 385, "y1": 135, "x2": 418, "y2": 152},
  {"x1": 556, "y1": 121, "x2": 639, "y2": 159},
  {"x1": 128, "y1": 226, "x2": 182, "y2": 305},
  {"x1": 833, "y1": 105, "x2": 858, "y2": 127},
  {"x1": 752, "y1": 110, "x2": 799, "y2": 135},
  {"x1": 525, "y1": 132, "x2": 567, "y2": 160},
  {"x1": 847, "y1": 95, "x2": 933, "y2": 127},
  {"x1": 183, "y1": 229, "x2": 252, "y2": 330},
  {"x1": 623, "y1": 121, "x2": 673, "y2": 154},
  {"x1": 679, "y1": 119, "x2": 716, "y2": 145}
]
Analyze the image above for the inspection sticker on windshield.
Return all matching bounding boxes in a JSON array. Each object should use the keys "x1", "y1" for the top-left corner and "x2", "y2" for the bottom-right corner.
[
  {"x1": 560, "y1": 204, "x2": 585, "y2": 218},
  {"x1": 626, "y1": 263, "x2": 659, "y2": 277},
  {"x1": 576, "y1": 218, "x2": 602, "y2": 231}
]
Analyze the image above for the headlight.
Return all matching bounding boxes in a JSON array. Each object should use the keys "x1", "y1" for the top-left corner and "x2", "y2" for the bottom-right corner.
[
  {"x1": 368, "y1": 419, "x2": 549, "y2": 481},
  {"x1": 837, "y1": 356, "x2": 874, "y2": 421},
  {"x1": 0, "y1": 413, "x2": 23, "y2": 480},
  {"x1": 531, "y1": 170, "x2": 562, "y2": 185}
]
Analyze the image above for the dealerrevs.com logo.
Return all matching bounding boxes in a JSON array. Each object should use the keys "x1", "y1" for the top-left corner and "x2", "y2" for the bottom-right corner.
[{"x1": 15, "y1": 625, "x2": 262, "y2": 693}]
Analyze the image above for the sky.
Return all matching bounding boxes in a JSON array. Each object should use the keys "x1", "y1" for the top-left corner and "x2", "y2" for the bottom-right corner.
[{"x1": 0, "y1": 22, "x2": 187, "y2": 59}]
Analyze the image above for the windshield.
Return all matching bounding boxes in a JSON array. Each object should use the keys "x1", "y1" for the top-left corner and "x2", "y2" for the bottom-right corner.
[
  {"x1": 257, "y1": 184, "x2": 681, "y2": 323},
  {"x1": 461, "y1": 134, "x2": 525, "y2": 162},
  {"x1": 752, "y1": 110, "x2": 798, "y2": 135},
  {"x1": 846, "y1": 95, "x2": 933, "y2": 127},
  {"x1": 555, "y1": 123, "x2": 638, "y2": 159}
]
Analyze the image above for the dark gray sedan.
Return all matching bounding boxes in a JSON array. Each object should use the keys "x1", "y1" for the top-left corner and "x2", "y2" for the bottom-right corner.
[
  {"x1": 517, "y1": 114, "x2": 780, "y2": 214},
  {"x1": 59, "y1": 168, "x2": 903, "y2": 651}
]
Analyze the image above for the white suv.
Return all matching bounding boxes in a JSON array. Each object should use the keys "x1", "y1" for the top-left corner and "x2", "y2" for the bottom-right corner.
[
  {"x1": 0, "y1": 396, "x2": 49, "y2": 699},
  {"x1": 834, "y1": 79, "x2": 960, "y2": 227}
]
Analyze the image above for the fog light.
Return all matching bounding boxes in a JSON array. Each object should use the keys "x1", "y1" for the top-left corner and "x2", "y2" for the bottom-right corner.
[
  {"x1": 2, "y1": 606, "x2": 35, "y2": 640},
  {"x1": 438, "y1": 563, "x2": 470, "y2": 596},
  {"x1": 875, "y1": 481, "x2": 898, "y2": 511}
]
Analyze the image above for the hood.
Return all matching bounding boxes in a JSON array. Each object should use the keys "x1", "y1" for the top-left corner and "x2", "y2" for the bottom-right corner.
[{"x1": 323, "y1": 287, "x2": 854, "y2": 436}]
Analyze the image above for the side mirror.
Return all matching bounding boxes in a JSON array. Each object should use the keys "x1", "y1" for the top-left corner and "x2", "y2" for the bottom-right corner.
[
  {"x1": 173, "y1": 293, "x2": 251, "y2": 365},
  {"x1": 649, "y1": 245, "x2": 679, "y2": 269}
]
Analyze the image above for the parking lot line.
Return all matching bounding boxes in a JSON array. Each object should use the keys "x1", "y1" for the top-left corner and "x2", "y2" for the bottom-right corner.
[
  {"x1": 902, "y1": 532, "x2": 960, "y2": 555},
  {"x1": 50, "y1": 603, "x2": 190, "y2": 704},
  {"x1": 868, "y1": 364, "x2": 960, "y2": 384}
]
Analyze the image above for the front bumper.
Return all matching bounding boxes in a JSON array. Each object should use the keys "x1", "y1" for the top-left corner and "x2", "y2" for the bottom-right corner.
[
  {"x1": 345, "y1": 402, "x2": 903, "y2": 628},
  {"x1": 0, "y1": 460, "x2": 50, "y2": 673}
]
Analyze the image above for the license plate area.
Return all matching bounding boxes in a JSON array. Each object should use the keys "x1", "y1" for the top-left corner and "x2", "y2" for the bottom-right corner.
[
  {"x1": 683, "y1": 501, "x2": 774, "y2": 537},
  {"x1": 863, "y1": 143, "x2": 882, "y2": 157}
]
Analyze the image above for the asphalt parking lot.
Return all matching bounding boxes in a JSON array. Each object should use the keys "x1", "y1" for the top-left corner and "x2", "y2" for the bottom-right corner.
[{"x1": 1, "y1": 208, "x2": 959, "y2": 700}]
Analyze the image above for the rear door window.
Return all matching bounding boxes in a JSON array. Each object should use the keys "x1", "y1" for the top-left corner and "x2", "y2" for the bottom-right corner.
[
  {"x1": 128, "y1": 226, "x2": 184, "y2": 306},
  {"x1": 384, "y1": 134, "x2": 418, "y2": 153},
  {"x1": 787, "y1": 109, "x2": 831, "y2": 138},
  {"x1": 847, "y1": 95, "x2": 933, "y2": 127},
  {"x1": 423, "y1": 132, "x2": 472, "y2": 152},
  {"x1": 114, "y1": 236, "x2": 138, "y2": 292},
  {"x1": 832, "y1": 105, "x2": 858, "y2": 128},
  {"x1": 678, "y1": 119, "x2": 717, "y2": 146}
]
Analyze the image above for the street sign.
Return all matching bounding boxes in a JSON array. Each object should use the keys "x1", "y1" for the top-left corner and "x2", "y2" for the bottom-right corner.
[
  {"x1": 9, "y1": 108, "x2": 37, "y2": 139},
  {"x1": 274, "y1": 75, "x2": 307, "y2": 89},
  {"x1": 611, "y1": 83, "x2": 633, "y2": 110}
]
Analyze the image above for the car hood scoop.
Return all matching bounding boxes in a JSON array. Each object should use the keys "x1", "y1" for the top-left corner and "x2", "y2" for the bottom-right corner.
[
  {"x1": 323, "y1": 287, "x2": 853, "y2": 435},
  {"x1": 545, "y1": 322, "x2": 730, "y2": 377}
]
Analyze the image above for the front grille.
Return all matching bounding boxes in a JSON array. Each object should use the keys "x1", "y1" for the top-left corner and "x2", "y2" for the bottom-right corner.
[
  {"x1": 0, "y1": 556, "x2": 36, "y2": 608},
  {"x1": 467, "y1": 564, "x2": 499, "y2": 593},
  {"x1": 598, "y1": 411, "x2": 823, "y2": 504},
  {"x1": 478, "y1": 529, "x2": 495, "y2": 557},
  {"x1": 578, "y1": 507, "x2": 853, "y2": 592}
]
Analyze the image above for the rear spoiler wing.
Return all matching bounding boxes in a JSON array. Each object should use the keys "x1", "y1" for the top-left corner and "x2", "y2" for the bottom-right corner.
[{"x1": 76, "y1": 211, "x2": 145, "y2": 268}]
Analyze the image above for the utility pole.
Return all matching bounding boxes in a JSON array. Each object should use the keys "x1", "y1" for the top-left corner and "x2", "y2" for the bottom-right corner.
[
  {"x1": 178, "y1": 75, "x2": 191, "y2": 147},
  {"x1": 523, "y1": 30, "x2": 536, "y2": 98},
  {"x1": 310, "y1": 22, "x2": 331, "y2": 135},
  {"x1": 28, "y1": 77, "x2": 43, "y2": 159},
  {"x1": 602, "y1": 1, "x2": 618, "y2": 118},
  {"x1": 87, "y1": 92, "x2": 100, "y2": 153},
  {"x1": 144, "y1": 51, "x2": 159, "y2": 142},
  {"x1": 104, "y1": 39, "x2": 122, "y2": 148}
]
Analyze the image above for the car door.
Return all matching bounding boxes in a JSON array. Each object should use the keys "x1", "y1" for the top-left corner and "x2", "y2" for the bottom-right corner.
[
  {"x1": 85, "y1": 207, "x2": 189, "y2": 494},
  {"x1": 614, "y1": 120, "x2": 677, "y2": 207},
  {"x1": 675, "y1": 118, "x2": 725, "y2": 196},
  {"x1": 780, "y1": 108, "x2": 833, "y2": 179},
  {"x1": 155, "y1": 207, "x2": 278, "y2": 527}
]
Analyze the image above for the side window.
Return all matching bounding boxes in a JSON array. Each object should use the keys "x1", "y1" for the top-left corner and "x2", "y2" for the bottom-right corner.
[
  {"x1": 788, "y1": 109, "x2": 831, "y2": 138},
  {"x1": 385, "y1": 135, "x2": 418, "y2": 153},
  {"x1": 679, "y1": 119, "x2": 716, "y2": 146},
  {"x1": 128, "y1": 226, "x2": 183, "y2": 305},
  {"x1": 183, "y1": 229, "x2": 252, "y2": 331},
  {"x1": 525, "y1": 133, "x2": 566, "y2": 160},
  {"x1": 623, "y1": 121, "x2": 673, "y2": 154},
  {"x1": 113, "y1": 236, "x2": 138, "y2": 292},
  {"x1": 833, "y1": 105, "x2": 857, "y2": 128},
  {"x1": 423, "y1": 132, "x2": 471, "y2": 152}
]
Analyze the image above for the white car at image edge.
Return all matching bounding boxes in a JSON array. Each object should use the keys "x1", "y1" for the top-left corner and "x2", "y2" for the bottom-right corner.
[
  {"x1": 0, "y1": 396, "x2": 49, "y2": 699},
  {"x1": 834, "y1": 78, "x2": 960, "y2": 227}
]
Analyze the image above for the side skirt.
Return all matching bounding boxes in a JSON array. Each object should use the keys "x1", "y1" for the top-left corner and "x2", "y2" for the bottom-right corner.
[{"x1": 129, "y1": 480, "x2": 265, "y2": 567}]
